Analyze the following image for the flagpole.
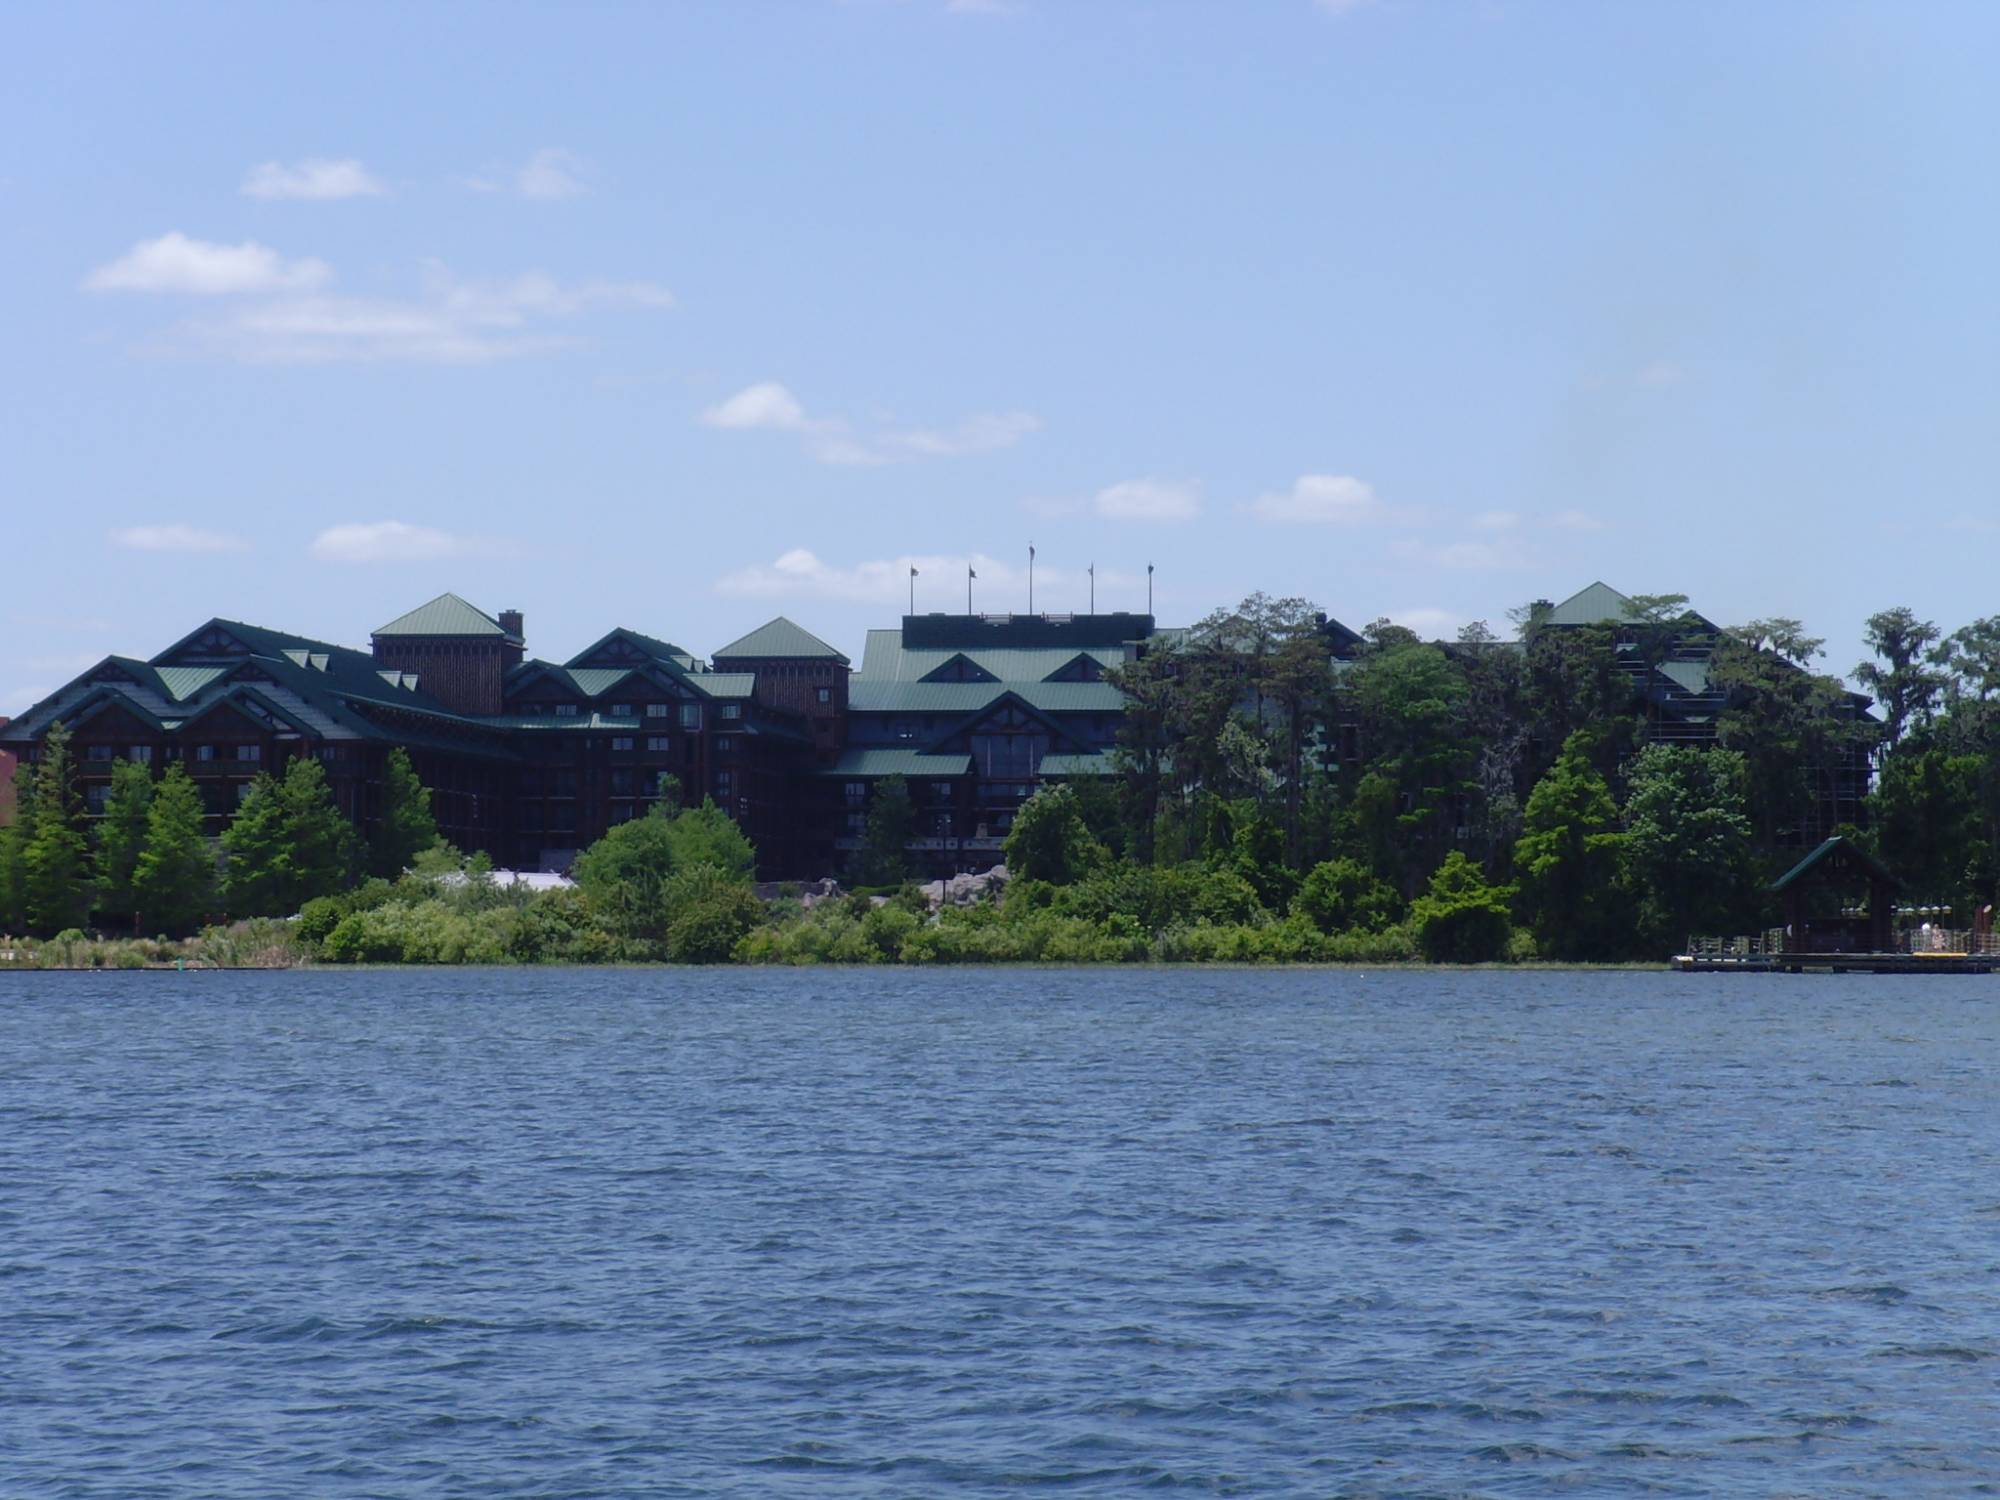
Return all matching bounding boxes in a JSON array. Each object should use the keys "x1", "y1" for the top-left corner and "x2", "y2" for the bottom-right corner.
[
  {"x1": 909, "y1": 565, "x2": 917, "y2": 616},
  {"x1": 1028, "y1": 543, "x2": 1035, "y2": 615},
  {"x1": 967, "y1": 564, "x2": 975, "y2": 615},
  {"x1": 1089, "y1": 563, "x2": 1095, "y2": 616},
  {"x1": 1147, "y1": 562, "x2": 1154, "y2": 616}
]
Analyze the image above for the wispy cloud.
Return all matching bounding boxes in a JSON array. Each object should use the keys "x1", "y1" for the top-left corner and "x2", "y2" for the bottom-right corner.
[
  {"x1": 1094, "y1": 478, "x2": 1200, "y2": 523},
  {"x1": 700, "y1": 380, "x2": 1037, "y2": 466},
  {"x1": 309, "y1": 520, "x2": 515, "y2": 563},
  {"x1": 109, "y1": 523, "x2": 251, "y2": 554},
  {"x1": 85, "y1": 232, "x2": 332, "y2": 296},
  {"x1": 97, "y1": 245, "x2": 671, "y2": 364},
  {"x1": 241, "y1": 157, "x2": 385, "y2": 201},
  {"x1": 468, "y1": 147, "x2": 592, "y2": 200},
  {"x1": 1249, "y1": 473, "x2": 1400, "y2": 526},
  {"x1": 1635, "y1": 359, "x2": 1685, "y2": 387},
  {"x1": 1546, "y1": 508, "x2": 1604, "y2": 532}
]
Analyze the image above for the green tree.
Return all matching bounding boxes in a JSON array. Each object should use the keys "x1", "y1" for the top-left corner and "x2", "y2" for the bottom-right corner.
[
  {"x1": 222, "y1": 756, "x2": 358, "y2": 916},
  {"x1": 94, "y1": 759, "x2": 156, "y2": 927},
  {"x1": 662, "y1": 798, "x2": 756, "y2": 880},
  {"x1": 1003, "y1": 784, "x2": 1105, "y2": 885},
  {"x1": 1408, "y1": 851, "x2": 1516, "y2": 963},
  {"x1": 1294, "y1": 857, "x2": 1403, "y2": 934},
  {"x1": 0, "y1": 759, "x2": 32, "y2": 932},
  {"x1": 1869, "y1": 744, "x2": 1985, "y2": 907},
  {"x1": 571, "y1": 806, "x2": 680, "y2": 938},
  {"x1": 1621, "y1": 743, "x2": 1754, "y2": 953},
  {"x1": 132, "y1": 765, "x2": 216, "y2": 936},
  {"x1": 23, "y1": 723, "x2": 94, "y2": 935},
  {"x1": 1512, "y1": 731, "x2": 1631, "y2": 960},
  {"x1": 1855, "y1": 607, "x2": 1946, "y2": 747},
  {"x1": 369, "y1": 747, "x2": 440, "y2": 878},
  {"x1": 852, "y1": 774, "x2": 915, "y2": 887}
]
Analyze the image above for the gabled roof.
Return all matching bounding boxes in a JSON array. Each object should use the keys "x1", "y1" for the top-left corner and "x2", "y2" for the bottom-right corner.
[
  {"x1": 374, "y1": 593, "x2": 515, "y2": 640},
  {"x1": 712, "y1": 617, "x2": 849, "y2": 664},
  {"x1": 1770, "y1": 836, "x2": 1900, "y2": 894},
  {"x1": 1655, "y1": 659, "x2": 1716, "y2": 697},
  {"x1": 856, "y1": 630, "x2": 1125, "y2": 685},
  {"x1": 1544, "y1": 582, "x2": 1638, "y2": 628},
  {"x1": 565, "y1": 627, "x2": 698, "y2": 674}
]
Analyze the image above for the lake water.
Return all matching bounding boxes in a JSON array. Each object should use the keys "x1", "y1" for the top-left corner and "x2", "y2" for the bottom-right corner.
[{"x1": 5, "y1": 967, "x2": 2000, "y2": 1496}]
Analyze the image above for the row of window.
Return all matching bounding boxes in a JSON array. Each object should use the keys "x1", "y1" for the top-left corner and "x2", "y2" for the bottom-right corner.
[{"x1": 80, "y1": 743, "x2": 262, "y2": 764}]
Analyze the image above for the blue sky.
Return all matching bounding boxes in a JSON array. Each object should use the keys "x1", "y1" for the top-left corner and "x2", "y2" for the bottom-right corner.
[{"x1": 4, "y1": 0, "x2": 1997, "y2": 711}]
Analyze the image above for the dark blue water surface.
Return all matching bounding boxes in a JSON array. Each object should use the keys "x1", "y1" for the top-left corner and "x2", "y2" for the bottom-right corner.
[{"x1": 6, "y1": 968, "x2": 2000, "y2": 1497}]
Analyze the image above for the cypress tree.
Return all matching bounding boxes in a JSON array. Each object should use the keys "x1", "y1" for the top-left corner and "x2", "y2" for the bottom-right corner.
[
  {"x1": 369, "y1": 747, "x2": 440, "y2": 878},
  {"x1": 22, "y1": 723, "x2": 94, "y2": 935},
  {"x1": 133, "y1": 764, "x2": 215, "y2": 937},
  {"x1": 95, "y1": 759, "x2": 156, "y2": 928},
  {"x1": 222, "y1": 757, "x2": 357, "y2": 916}
]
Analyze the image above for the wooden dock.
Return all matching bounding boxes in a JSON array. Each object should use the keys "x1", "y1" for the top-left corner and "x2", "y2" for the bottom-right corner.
[{"x1": 1674, "y1": 951, "x2": 1996, "y2": 975}]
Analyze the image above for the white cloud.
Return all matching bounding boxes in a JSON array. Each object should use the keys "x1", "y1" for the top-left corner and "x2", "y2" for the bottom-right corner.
[
  {"x1": 1250, "y1": 473, "x2": 1398, "y2": 525},
  {"x1": 108, "y1": 523, "x2": 250, "y2": 554},
  {"x1": 241, "y1": 157, "x2": 385, "y2": 201},
  {"x1": 85, "y1": 232, "x2": 332, "y2": 296},
  {"x1": 702, "y1": 382, "x2": 811, "y2": 431},
  {"x1": 1471, "y1": 509, "x2": 1520, "y2": 531},
  {"x1": 1094, "y1": 478, "x2": 1200, "y2": 523},
  {"x1": 1636, "y1": 359, "x2": 1685, "y2": 387},
  {"x1": 141, "y1": 261, "x2": 671, "y2": 364},
  {"x1": 700, "y1": 381, "x2": 1037, "y2": 465},
  {"x1": 1545, "y1": 509, "x2": 1605, "y2": 532},
  {"x1": 309, "y1": 521, "x2": 512, "y2": 563},
  {"x1": 518, "y1": 148, "x2": 589, "y2": 199}
]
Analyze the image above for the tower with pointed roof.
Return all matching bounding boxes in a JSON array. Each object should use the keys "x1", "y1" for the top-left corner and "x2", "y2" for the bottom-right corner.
[
  {"x1": 711, "y1": 616, "x2": 851, "y2": 756},
  {"x1": 370, "y1": 593, "x2": 526, "y2": 717}
]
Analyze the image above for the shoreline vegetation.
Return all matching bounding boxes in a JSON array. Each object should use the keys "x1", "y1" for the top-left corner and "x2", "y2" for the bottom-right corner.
[{"x1": 6, "y1": 597, "x2": 2000, "y2": 970}]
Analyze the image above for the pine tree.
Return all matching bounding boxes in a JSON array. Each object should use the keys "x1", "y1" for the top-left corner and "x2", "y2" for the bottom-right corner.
[
  {"x1": 95, "y1": 759, "x2": 156, "y2": 928},
  {"x1": 369, "y1": 747, "x2": 440, "y2": 878},
  {"x1": 0, "y1": 759, "x2": 31, "y2": 932},
  {"x1": 22, "y1": 723, "x2": 94, "y2": 935},
  {"x1": 133, "y1": 765, "x2": 215, "y2": 936},
  {"x1": 1512, "y1": 730, "x2": 1631, "y2": 961},
  {"x1": 222, "y1": 757, "x2": 358, "y2": 916}
]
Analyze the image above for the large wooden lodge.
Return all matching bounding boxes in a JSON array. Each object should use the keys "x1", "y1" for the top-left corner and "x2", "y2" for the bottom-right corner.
[{"x1": 0, "y1": 583, "x2": 1878, "y2": 879}]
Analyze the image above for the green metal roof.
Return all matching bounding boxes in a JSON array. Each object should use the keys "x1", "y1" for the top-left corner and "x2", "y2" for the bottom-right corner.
[
  {"x1": 1544, "y1": 582, "x2": 1638, "y2": 628},
  {"x1": 565, "y1": 667, "x2": 638, "y2": 698},
  {"x1": 816, "y1": 749, "x2": 973, "y2": 778},
  {"x1": 1770, "y1": 836, "x2": 1899, "y2": 894},
  {"x1": 849, "y1": 680, "x2": 1125, "y2": 714},
  {"x1": 695, "y1": 673, "x2": 758, "y2": 700},
  {"x1": 373, "y1": 593, "x2": 513, "y2": 639},
  {"x1": 711, "y1": 616, "x2": 849, "y2": 663},
  {"x1": 1038, "y1": 752, "x2": 1118, "y2": 777},
  {"x1": 858, "y1": 635, "x2": 1122, "y2": 685}
]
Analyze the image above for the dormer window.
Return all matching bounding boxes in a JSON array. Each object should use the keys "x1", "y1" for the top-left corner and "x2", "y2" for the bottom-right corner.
[{"x1": 646, "y1": 703, "x2": 670, "y2": 718}]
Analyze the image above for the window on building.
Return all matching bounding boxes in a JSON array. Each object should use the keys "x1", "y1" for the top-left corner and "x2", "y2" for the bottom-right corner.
[
  {"x1": 235, "y1": 781, "x2": 256, "y2": 805},
  {"x1": 722, "y1": 703, "x2": 741, "y2": 719},
  {"x1": 646, "y1": 736, "x2": 670, "y2": 752},
  {"x1": 611, "y1": 736, "x2": 634, "y2": 751},
  {"x1": 680, "y1": 705, "x2": 702, "y2": 729},
  {"x1": 237, "y1": 744, "x2": 261, "y2": 762},
  {"x1": 196, "y1": 745, "x2": 217, "y2": 762},
  {"x1": 646, "y1": 703, "x2": 671, "y2": 718},
  {"x1": 610, "y1": 703, "x2": 633, "y2": 717},
  {"x1": 715, "y1": 736, "x2": 733, "y2": 753},
  {"x1": 816, "y1": 686, "x2": 832, "y2": 704},
  {"x1": 84, "y1": 743, "x2": 114, "y2": 761},
  {"x1": 609, "y1": 769, "x2": 636, "y2": 797},
  {"x1": 85, "y1": 784, "x2": 110, "y2": 814},
  {"x1": 931, "y1": 781, "x2": 955, "y2": 800},
  {"x1": 844, "y1": 781, "x2": 867, "y2": 805},
  {"x1": 555, "y1": 703, "x2": 579, "y2": 718},
  {"x1": 716, "y1": 770, "x2": 733, "y2": 797},
  {"x1": 845, "y1": 811, "x2": 866, "y2": 834},
  {"x1": 129, "y1": 745, "x2": 153, "y2": 764}
]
